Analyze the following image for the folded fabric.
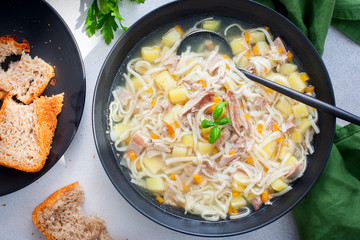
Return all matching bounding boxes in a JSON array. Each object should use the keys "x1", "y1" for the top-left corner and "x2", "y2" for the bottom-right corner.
[{"x1": 254, "y1": 1, "x2": 360, "y2": 239}]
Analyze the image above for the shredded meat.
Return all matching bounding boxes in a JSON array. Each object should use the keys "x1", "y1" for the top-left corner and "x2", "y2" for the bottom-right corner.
[
  {"x1": 118, "y1": 88, "x2": 134, "y2": 107},
  {"x1": 253, "y1": 97, "x2": 266, "y2": 111},
  {"x1": 179, "y1": 165, "x2": 196, "y2": 184},
  {"x1": 155, "y1": 99, "x2": 172, "y2": 113},
  {"x1": 178, "y1": 91, "x2": 214, "y2": 118},
  {"x1": 163, "y1": 189, "x2": 178, "y2": 206},
  {"x1": 215, "y1": 127, "x2": 231, "y2": 148},
  {"x1": 251, "y1": 196, "x2": 263, "y2": 211},
  {"x1": 206, "y1": 55, "x2": 222, "y2": 75},
  {"x1": 183, "y1": 79, "x2": 203, "y2": 90},
  {"x1": 127, "y1": 131, "x2": 152, "y2": 156},
  {"x1": 226, "y1": 90, "x2": 248, "y2": 135},
  {"x1": 273, "y1": 37, "x2": 287, "y2": 54},
  {"x1": 163, "y1": 56, "x2": 180, "y2": 72},
  {"x1": 286, "y1": 161, "x2": 304, "y2": 179},
  {"x1": 219, "y1": 136, "x2": 247, "y2": 166}
]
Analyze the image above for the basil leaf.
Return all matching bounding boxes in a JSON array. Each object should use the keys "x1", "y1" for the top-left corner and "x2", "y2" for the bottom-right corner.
[
  {"x1": 213, "y1": 102, "x2": 227, "y2": 121},
  {"x1": 208, "y1": 126, "x2": 221, "y2": 144},
  {"x1": 216, "y1": 117, "x2": 230, "y2": 125},
  {"x1": 200, "y1": 119, "x2": 215, "y2": 129}
]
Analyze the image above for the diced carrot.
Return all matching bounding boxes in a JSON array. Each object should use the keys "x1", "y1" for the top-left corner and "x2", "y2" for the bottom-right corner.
[
  {"x1": 156, "y1": 196, "x2": 164, "y2": 203},
  {"x1": 257, "y1": 124, "x2": 263, "y2": 134},
  {"x1": 273, "y1": 122, "x2": 279, "y2": 131},
  {"x1": 266, "y1": 88, "x2": 274, "y2": 93},
  {"x1": 193, "y1": 174, "x2": 203, "y2": 184},
  {"x1": 244, "y1": 32, "x2": 250, "y2": 42},
  {"x1": 229, "y1": 150, "x2": 235, "y2": 155},
  {"x1": 170, "y1": 173, "x2": 176, "y2": 180},
  {"x1": 277, "y1": 48, "x2": 283, "y2": 54},
  {"x1": 213, "y1": 96, "x2": 220, "y2": 104},
  {"x1": 300, "y1": 73, "x2": 310, "y2": 82},
  {"x1": 146, "y1": 87, "x2": 153, "y2": 93},
  {"x1": 287, "y1": 51, "x2": 293, "y2": 62},
  {"x1": 240, "y1": 102, "x2": 245, "y2": 109},
  {"x1": 245, "y1": 51, "x2": 251, "y2": 57},
  {"x1": 226, "y1": 64, "x2": 229, "y2": 70},
  {"x1": 247, "y1": 157, "x2": 254, "y2": 164},
  {"x1": 125, "y1": 137, "x2": 130, "y2": 144},
  {"x1": 252, "y1": 45, "x2": 258, "y2": 56},
  {"x1": 213, "y1": 147, "x2": 219, "y2": 154},
  {"x1": 276, "y1": 136, "x2": 285, "y2": 143},
  {"x1": 151, "y1": 100, "x2": 156, "y2": 107},
  {"x1": 232, "y1": 191, "x2": 240, "y2": 197},
  {"x1": 244, "y1": 113, "x2": 250, "y2": 120},
  {"x1": 202, "y1": 81, "x2": 207, "y2": 88},
  {"x1": 261, "y1": 191, "x2": 269, "y2": 202},
  {"x1": 151, "y1": 133, "x2": 158, "y2": 139},
  {"x1": 264, "y1": 67, "x2": 268, "y2": 73},
  {"x1": 128, "y1": 151, "x2": 136, "y2": 161},
  {"x1": 175, "y1": 25, "x2": 183, "y2": 35},
  {"x1": 174, "y1": 121, "x2": 180, "y2": 128},
  {"x1": 264, "y1": 26, "x2": 270, "y2": 31},
  {"x1": 222, "y1": 54, "x2": 230, "y2": 60},
  {"x1": 163, "y1": 121, "x2": 175, "y2": 139},
  {"x1": 183, "y1": 184, "x2": 188, "y2": 191},
  {"x1": 305, "y1": 86, "x2": 315, "y2": 93}
]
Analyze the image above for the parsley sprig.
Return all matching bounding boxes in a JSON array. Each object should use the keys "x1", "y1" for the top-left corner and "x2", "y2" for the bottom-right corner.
[
  {"x1": 85, "y1": 0, "x2": 145, "y2": 44},
  {"x1": 201, "y1": 102, "x2": 230, "y2": 144}
]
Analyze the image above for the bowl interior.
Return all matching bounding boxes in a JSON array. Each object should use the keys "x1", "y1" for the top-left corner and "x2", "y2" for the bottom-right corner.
[{"x1": 93, "y1": 0, "x2": 335, "y2": 236}]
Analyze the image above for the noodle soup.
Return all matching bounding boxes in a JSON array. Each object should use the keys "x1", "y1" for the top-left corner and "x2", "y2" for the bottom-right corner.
[{"x1": 108, "y1": 17, "x2": 318, "y2": 221}]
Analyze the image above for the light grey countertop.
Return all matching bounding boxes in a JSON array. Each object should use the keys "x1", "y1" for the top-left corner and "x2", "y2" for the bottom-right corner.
[{"x1": 0, "y1": 1, "x2": 359, "y2": 239}]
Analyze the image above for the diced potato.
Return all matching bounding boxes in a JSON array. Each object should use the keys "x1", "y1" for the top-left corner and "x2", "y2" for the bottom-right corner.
[
  {"x1": 236, "y1": 55, "x2": 250, "y2": 69},
  {"x1": 143, "y1": 157, "x2": 162, "y2": 174},
  {"x1": 202, "y1": 127, "x2": 211, "y2": 136},
  {"x1": 113, "y1": 122, "x2": 129, "y2": 137},
  {"x1": 267, "y1": 73, "x2": 290, "y2": 87},
  {"x1": 141, "y1": 46, "x2": 160, "y2": 62},
  {"x1": 255, "y1": 41, "x2": 270, "y2": 56},
  {"x1": 271, "y1": 178, "x2": 288, "y2": 192},
  {"x1": 233, "y1": 173, "x2": 250, "y2": 189},
  {"x1": 131, "y1": 77, "x2": 143, "y2": 91},
  {"x1": 163, "y1": 104, "x2": 182, "y2": 124},
  {"x1": 244, "y1": 192, "x2": 256, "y2": 202},
  {"x1": 223, "y1": 77, "x2": 237, "y2": 91},
  {"x1": 288, "y1": 72, "x2": 307, "y2": 92},
  {"x1": 181, "y1": 134, "x2": 194, "y2": 147},
  {"x1": 230, "y1": 195, "x2": 247, "y2": 208},
  {"x1": 262, "y1": 141, "x2": 277, "y2": 159},
  {"x1": 155, "y1": 71, "x2": 177, "y2": 91},
  {"x1": 202, "y1": 20, "x2": 221, "y2": 31},
  {"x1": 276, "y1": 99, "x2": 292, "y2": 119},
  {"x1": 161, "y1": 28, "x2": 182, "y2": 47},
  {"x1": 285, "y1": 156, "x2": 298, "y2": 167},
  {"x1": 249, "y1": 31, "x2": 265, "y2": 44},
  {"x1": 278, "y1": 145, "x2": 289, "y2": 160},
  {"x1": 169, "y1": 87, "x2": 188, "y2": 104},
  {"x1": 172, "y1": 146, "x2": 187, "y2": 157},
  {"x1": 292, "y1": 103, "x2": 309, "y2": 118},
  {"x1": 279, "y1": 63, "x2": 298, "y2": 76},
  {"x1": 291, "y1": 129, "x2": 302, "y2": 143},
  {"x1": 230, "y1": 38, "x2": 247, "y2": 55},
  {"x1": 297, "y1": 118, "x2": 312, "y2": 134},
  {"x1": 146, "y1": 177, "x2": 165, "y2": 193},
  {"x1": 197, "y1": 142, "x2": 213, "y2": 155}
]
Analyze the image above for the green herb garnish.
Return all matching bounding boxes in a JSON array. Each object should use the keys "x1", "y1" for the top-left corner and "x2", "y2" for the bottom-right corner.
[
  {"x1": 85, "y1": 0, "x2": 145, "y2": 44},
  {"x1": 200, "y1": 102, "x2": 230, "y2": 144}
]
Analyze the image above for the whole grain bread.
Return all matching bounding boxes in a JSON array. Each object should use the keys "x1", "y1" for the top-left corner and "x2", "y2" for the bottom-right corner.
[
  {"x1": 32, "y1": 182, "x2": 113, "y2": 240},
  {"x1": 0, "y1": 93, "x2": 63, "y2": 172},
  {"x1": 0, "y1": 35, "x2": 54, "y2": 104}
]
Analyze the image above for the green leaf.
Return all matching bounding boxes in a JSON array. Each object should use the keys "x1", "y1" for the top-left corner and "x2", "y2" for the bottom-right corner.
[
  {"x1": 216, "y1": 117, "x2": 230, "y2": 125},
  {"x1": 213, "y1": 102, "x2": 228, "y2": 121},
  {"x1": 85, "y1": 0, "x2": 100, "y2": 37},
  {"x1": 200, "y1": 119, "x2": 215, "y2": 129},
  {"x1": 131, "y1": 0, "x2": 145, "y2": 3},
  {"x1": 98, "y1": 13, "x2": 119, "y2": 44},
  {"x1": 208, "y1": 126, "x2": 221, "y2": 144}
]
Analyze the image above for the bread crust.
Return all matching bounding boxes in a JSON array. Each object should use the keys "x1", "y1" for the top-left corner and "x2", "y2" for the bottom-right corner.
[
  {"x1": 0, "y1": 35, "x2": 30, "y2": 53},
  {"x1": 0, "y1": 93, "x2": 64, "y2": 172},
  {"x1": 32, "y1": 182, "x2": 81, "y2": 240}
]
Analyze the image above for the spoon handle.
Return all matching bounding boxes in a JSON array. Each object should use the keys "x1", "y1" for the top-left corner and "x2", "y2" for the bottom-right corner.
[{"x1": 242, "y1": 70, "x2": 360, "y2": 126}]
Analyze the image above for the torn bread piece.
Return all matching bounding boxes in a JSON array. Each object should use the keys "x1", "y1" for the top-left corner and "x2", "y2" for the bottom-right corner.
[
  {"x1": 0, "y1": 35, "x2": 54, "y2": 104},
  {"x1": 32, "y1": 182, "x2": 114, "y2": 240},
  {"x1": 0, "y1": 93, "x2": 63, "y2": 172}
]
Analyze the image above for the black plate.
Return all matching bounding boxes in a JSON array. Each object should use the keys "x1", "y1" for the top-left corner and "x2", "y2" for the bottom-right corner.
[
  {"x1": 0, "y1": 0, "x2": 85, "y2": 196},
  {"x1": 93, "y1": 0, "x2": 335, "y2": 237}
]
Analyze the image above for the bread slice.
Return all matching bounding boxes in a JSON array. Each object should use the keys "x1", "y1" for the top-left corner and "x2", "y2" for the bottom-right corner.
[
  {"x1": 0, "y1": 35, "x2": 54, "y2": 104},
  {"x1": 0, "y1": 93, "x2": 63, "y2": 172},
  {"x1": 0, "y1": 35, "x2": 30, "y2": 62},
  {"x1": 32, "y1": 182, "x2": 113, "y2": 240}
]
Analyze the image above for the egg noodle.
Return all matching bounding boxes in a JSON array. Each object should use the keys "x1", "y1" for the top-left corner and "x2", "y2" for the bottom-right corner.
[{"x1": 108, "y1": 18, "x2": 319, "y2": 221}]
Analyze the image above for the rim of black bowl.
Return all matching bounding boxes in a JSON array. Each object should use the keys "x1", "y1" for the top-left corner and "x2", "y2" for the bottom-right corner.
[{"x1": 92, "y1": 0, "x2": 335, "y2": 237}]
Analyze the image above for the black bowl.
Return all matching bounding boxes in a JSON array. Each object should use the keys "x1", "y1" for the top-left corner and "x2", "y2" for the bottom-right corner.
[{"x1": 93, "y1": 0, "x2": 335, "y2": 236}]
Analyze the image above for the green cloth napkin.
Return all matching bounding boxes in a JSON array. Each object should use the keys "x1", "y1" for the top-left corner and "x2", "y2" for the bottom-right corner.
[{"x1": 253, "y1": 0, "x2": 360, "y2": 239}]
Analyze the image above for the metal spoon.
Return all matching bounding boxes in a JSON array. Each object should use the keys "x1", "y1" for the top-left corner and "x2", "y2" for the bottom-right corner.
[{"x1": 177, "y1": 30, "x2": 360, "y2": 126}]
